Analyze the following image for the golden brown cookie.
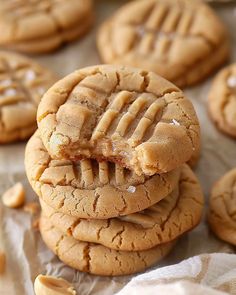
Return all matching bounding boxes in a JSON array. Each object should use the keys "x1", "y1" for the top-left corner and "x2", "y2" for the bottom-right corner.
[
  {"x1": 97, "y1": 0, "x2": 229, "y2": 88},
  {"x1": 208, "y1": 168, "x2": 236, "y2": 245},
  {"x1": 40, "y1": 216, "x2": 176, "y2": 276},
  {"x1": 25, "y1": 130, "x2": 181, "y2": 219},
  {"x1": 40, "y1": 164, "x2": 204, "y2": 251},
  {"x1": 0, "y1": 0, "x2": 93, "y2": 54},
  {"x1": 0, "y1": 51, "x2": 56, "y2": 143},
  {"x1": 208, "y1": 64, "x2": 236, "y2": 138},
  {"x1": 37, "y1": 65, "x2": 200, "y2": 175}
]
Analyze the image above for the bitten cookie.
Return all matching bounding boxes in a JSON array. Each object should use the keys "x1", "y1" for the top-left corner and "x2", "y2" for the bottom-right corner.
[
  {"x1": 37, "y1": 65, "x2": 200, "y2": 175},
  {"x1": 0, "y1": 0, "x2": 93, "y2": 53},
  {"x1": 40, "y1": 164, "x2": 204, "y2": 251},
  {"x1": 208, "y1": 64, "x2": 236, "y2": 138},
  {"x1": 208, "y1": 168, "x2": 236, "y2": 245},
  {"x1": 0, "y1": 51, "x2": 56, "y2": 143},
  {"x1": 25, "y1": 131, "x2": 181, "y2": 219},
  {"x1": 40, "y1": 216, "x2": 176, "y2": 276},
  {"x1": 97, "y1": 0, "x2": 229, "y2": 88}
]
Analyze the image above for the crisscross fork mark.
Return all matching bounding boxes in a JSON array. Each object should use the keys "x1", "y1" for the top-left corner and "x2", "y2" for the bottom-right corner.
[
  {"x1": 139, "y1": 3, "x2": 193, "y2": 56},
  {"x1": 116, "y1": 1, "x2": 199, "y2": 60},
  {"x1": 91, "y1": 90, "x2": 165, "y2": 147},
  {"x1": 91, "y1": 90, "x2": 134, "y2": 140}
]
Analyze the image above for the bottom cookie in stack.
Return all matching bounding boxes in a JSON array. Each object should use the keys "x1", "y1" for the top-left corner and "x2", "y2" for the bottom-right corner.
[
  {"x1": 39, "y1": 216, "x2": 176, "y2": 276},
  {"x1": 38, "y1": 165, "x2": 204, "y2": 276},
  {"x1": 208, "y1": 168, "x2": 236, "y2": 246}
]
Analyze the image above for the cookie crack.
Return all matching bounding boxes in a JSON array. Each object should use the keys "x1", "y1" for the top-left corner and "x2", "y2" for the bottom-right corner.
[
  {"x1": 136, "y1": 251, "x2": 147, "y2": 268},
  {"x1": 92, "y1": 191, "x2": 100, "y2": 213},
  {"x1": 111, "y1": 226, "x2": 125, "y2": 247},
  {"x1": 68, "y1": 219, "x2": 81, "y2": 237},
  {"x1": 118, "y1": 192, "x2": 128, "y2": 215},
  {"x1": 114, "y1": 254, "x2": 122, "y2": 274},
  {"x1": 83, "y1": 244, "x2": 91, "y2": 273},
  {"x1": 55, "y1": 234, "x2": 65, "y2": 255},
  {"x1": 143, "y1": 183, "x2": 152, "y2": 204},
  {"x1": 97, "y1": 219, "x2": 110, "y2": 241}
]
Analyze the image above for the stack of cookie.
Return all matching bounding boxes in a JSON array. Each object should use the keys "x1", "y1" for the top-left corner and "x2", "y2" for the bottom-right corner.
[{"x1": 25, "y1": 65, "x2": 204, "y2": 276}]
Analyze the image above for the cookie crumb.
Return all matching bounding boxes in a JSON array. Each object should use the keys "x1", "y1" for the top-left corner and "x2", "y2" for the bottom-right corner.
[
  {"x1": 34, "y1": 274, "x2": 76, "y2": 295},
  {"x1": 24, "y1": 202, "x2": 40, "y2": 215},
  {"x1": 2, "y1": 182, "x2": 25, "y2": 208},
  {"x1": 0, "y1": 251, "x2": 6, "y2": 274},
  {"x1": 127, "y1": 186, "x2": 136, "y2": 193}
]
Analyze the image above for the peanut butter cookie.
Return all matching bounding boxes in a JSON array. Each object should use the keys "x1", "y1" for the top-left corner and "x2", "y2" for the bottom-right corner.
[
  {"x1": 208, "y1": 64, "x2": 236, "y2": 138},
  {"x1": 0, "y1": 0, "x2": 93, "y2": 53},
  {"x1": 25, "y1": 131, "x2": 181, "y2": 219},
  {"x1": 208, "y1": 168, "x2": 236, "y2": 245},
  {"x1": 0, "y1": 51, "x2": 56, "y2": 143},
  {"x1": 40, "y1": 164, "x2": 204, "y2": 251},
  {"x1": 97, "y1": 0, "x2": 229, "y2": 88},
  {"x1": 37, "y1": 65, "x2": 200, "y2": 175},
  {"x1": 40, "y1": 216, "x2": 176, "y2": 276}
]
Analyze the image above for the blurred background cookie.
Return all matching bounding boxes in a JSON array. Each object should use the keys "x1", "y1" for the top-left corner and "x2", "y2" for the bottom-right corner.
[
  {"x1": 208, "y1": 168, "x2": 236, "y2": 245},
  {"x1": 0, "y1": 51, "x2": 56, "y2": 143},
  {"x1": 208, "y1": 63, "x2": 236, "y2": 138},
  {"x1": 0, "y1": 0, "x2": 94, "y2": 53},
  {"x1": 97, "y1": 0, "x2": 229, "y2": 88}
]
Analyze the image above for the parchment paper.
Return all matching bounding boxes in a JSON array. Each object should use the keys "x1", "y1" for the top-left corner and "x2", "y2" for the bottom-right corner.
[{"x1": 1, "y1": 1, "x2": 236, "y2": 294}]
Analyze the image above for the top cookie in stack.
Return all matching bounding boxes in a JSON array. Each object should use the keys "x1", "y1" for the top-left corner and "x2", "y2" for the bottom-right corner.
[{"x1": 37, "y1": 65, "x2": 200, "y2": 176}]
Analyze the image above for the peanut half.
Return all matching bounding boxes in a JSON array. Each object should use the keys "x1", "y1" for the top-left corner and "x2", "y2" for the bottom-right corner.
[
  {"x1": 34, "y1": 274, "x2": 76, "y2": 295},
  {"x1": 2, "y1": 182, "x2": 25, "y2": 208}
]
